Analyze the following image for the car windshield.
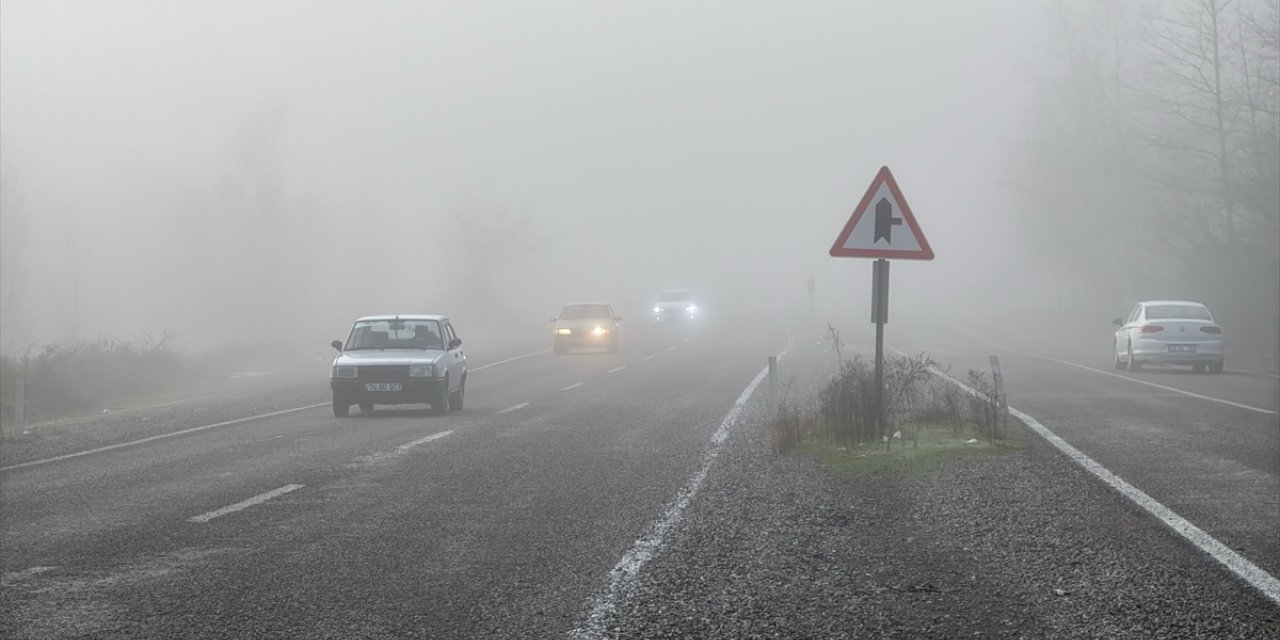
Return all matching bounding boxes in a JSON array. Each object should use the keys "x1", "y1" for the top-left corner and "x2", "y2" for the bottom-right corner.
[
  {"x1": 657, "y1": 291, "x2": 692, "y2": 302},
  {"x1": 1146, "y1": 305, "x2": 1212, "y2": 321},
  {"x1": 344, "y1": 319, "x2": 444, "y2": 350},
  {"x1": 560, "y1": 304, "x2": 612, "y2": 319}
]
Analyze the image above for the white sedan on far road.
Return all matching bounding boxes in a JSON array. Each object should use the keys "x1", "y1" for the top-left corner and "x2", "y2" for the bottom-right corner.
[{"x1": 1113, "y1": 300, "x2": 1224, "y2": 374}]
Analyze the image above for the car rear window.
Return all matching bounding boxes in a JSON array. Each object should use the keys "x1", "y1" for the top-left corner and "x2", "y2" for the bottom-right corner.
[
  {"x1": 1145, "y1": 305, "x2": 1212, "y2": 321},
  {"x1": 561, "y1": 305, "x2": 612, "y2": 319}
]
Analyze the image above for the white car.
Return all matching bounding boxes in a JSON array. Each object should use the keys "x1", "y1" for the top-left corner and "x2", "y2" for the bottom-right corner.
[
  {"x1": 652, "y1": 289, "x2": 699, "y2": 323},
  {"x1": 329, "y1": 314, "x2": 467, "y2": 416},
  {"x1": 1113, "y1": 300, "x2": 1223, "y2": 374}
]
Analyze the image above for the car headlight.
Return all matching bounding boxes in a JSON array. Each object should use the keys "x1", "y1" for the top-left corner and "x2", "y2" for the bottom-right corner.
[
  {"x1": 686, "y1": 304, "x2": 697, "y2": 313},
  {"x1": 332, "y1": 365, "x2": 358, "y2": 379},
  {"x1": 653, "y1": 305, "x2": 661, "y2": 313},
  {"x1": 410, "y1": 364, "x2": 434, "y2": 377},
  {"x1": 592, "y1": 326, "x2": 609, "y2": 336}
]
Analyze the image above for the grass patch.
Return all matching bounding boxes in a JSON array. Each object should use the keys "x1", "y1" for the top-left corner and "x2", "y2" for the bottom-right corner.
[
  {"x1": 1, "y1": 336, "x2": 186, "y2": 431},
  {"x1": 789, "y1": 422, "x2": 1024, "y2": 477}
]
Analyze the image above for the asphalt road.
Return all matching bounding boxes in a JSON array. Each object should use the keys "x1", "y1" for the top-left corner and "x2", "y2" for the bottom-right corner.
[
  {"x1": 3, "y1": 313, "x2": 1279, "y2": 638},
  {"x1": 1, "y1": 320, "x2": 785, "y2": 639},
  {"x1": 885, "y1": 319, "x2": 1280, "y2": 581}
]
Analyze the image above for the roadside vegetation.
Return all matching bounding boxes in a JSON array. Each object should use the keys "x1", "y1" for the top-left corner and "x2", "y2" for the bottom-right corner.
[
  {"x1": 0, "y1": 336, "x2": 185, "y2": 432},
  {"x1": 772, "y1": 332, "x2": 1022, "y2": 475}
]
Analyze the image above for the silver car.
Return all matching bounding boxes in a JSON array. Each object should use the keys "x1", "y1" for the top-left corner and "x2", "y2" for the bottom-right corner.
[
  {"x1": 551, "y1": 302, "x2": 621, "y2": 354},
  {"x1": 1113, "y1": 300, "x2": 1224, "y2": 374},
  {"x1": 329, "y1": 314, "x2": 467, "y2": 416}
]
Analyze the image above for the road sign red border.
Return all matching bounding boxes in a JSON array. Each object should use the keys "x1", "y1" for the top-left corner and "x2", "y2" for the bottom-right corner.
[{"x1": 829, "y1": 166, "x2": 934, "y2": 260}]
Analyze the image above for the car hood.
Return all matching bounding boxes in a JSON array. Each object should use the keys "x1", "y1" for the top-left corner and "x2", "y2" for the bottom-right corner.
[
  {"x1": 555, "y1": 318, "x2": 616, "y2": 330},
  {"x1": 332, "y1": 349, "x2": 445, "y2": 367},
  {"x1": 656, "y1": 300, "x2": 694, "y2": 309}
]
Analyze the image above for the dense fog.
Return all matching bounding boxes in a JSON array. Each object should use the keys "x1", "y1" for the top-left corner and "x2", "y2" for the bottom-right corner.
[{"x1": 2, "y1": 1, "x2": 1276, "y2": 366}]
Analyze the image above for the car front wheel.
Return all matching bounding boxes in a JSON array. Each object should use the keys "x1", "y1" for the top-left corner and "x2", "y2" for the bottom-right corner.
[
  {"x1": 432, "y1": 376, "x2": 450, "y2": 415},
  {"x1": 1209, "y1": 361, "x2": 1224, "y2": 374},
  {"x1": 450, "y1": 378, "x2": 465, "y2": 411}
]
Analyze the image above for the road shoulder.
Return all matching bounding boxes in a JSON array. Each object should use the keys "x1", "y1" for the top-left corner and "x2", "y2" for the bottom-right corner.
[{"x1": 603, "y1": 376, "x2": 1280, "y2": 638}]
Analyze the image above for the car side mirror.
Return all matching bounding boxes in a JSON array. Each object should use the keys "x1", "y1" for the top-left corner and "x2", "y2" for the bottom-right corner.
[
  {"x1": 616, "y1": 316, "x2": 622, "y2": 322},
  {"x1": 331, "y1": 340, "x2": 343, "y2": 352},
  {"x1": 1112, "y1": 318, "x2": 1123, "y2": 327},
  {"x1": 449, "y1": 338, "x2": 462, "y2": 349}
]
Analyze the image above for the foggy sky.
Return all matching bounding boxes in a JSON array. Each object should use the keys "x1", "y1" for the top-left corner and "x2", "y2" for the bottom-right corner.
[{"x1": 0, "y1": 0, "x2": 1044, "y2": 354}]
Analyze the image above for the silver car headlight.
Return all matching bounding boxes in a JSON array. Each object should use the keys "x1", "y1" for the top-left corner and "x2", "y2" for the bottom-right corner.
[
  {"x1": 653, "y1": 305, "x2": 661, "y2": 313},
  {"x1": 332, "y1": 365, "x2": 358, "y2": 379},
  {"x1": 410, "y1": 364, "x2": 434, "y2": 378}
]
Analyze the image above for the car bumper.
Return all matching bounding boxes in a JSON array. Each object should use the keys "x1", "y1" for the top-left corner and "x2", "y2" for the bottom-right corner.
[
  {"x1": 330, "y1": 378, "x2": 446, "y2": 404},
  {"x1": 555, "y1": 334, "x2": 615, "y2": 347},
  {"x1": 654, "y1": 312, "x2": 696, "y2": 322},
  {"x1": 1132, "y1": 341, "x2": 1223, "y2": 364}
]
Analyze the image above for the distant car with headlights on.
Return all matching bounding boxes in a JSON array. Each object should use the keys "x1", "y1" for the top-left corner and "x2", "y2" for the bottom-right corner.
[
  {"x1": 1113, "y1": 300, "x2": 1223, "y2": 373},
  {"x1": 329, "y1": 314, "x2": 467, "y2": 416},
  {"x1": 652, "y1": 289, "x2": 699, "y2": 322},
  {"x1": 551, "y1": 302, "x2": 621, "y2": 354}
]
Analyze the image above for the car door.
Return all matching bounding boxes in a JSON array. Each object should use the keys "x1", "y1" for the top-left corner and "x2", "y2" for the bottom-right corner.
[
  {"x1": 443, "y1": 322, "x2": 465, "y2": 391},
  {"x1": 1120, "y1": 304, "x2": 1142, "y2": 355}
]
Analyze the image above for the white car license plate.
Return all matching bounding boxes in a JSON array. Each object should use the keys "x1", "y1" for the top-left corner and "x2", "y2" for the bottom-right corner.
[
  {"x1": 365, "y1": 383, "x2": 402, "y2": 392},
  {"x1": 1168, "y1": 345, "x2": 1197, "y2": 353}
]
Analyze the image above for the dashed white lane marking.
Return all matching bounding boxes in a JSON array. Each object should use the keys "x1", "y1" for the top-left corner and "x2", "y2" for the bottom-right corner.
[
  {"x1": 642, "y1": 355, "x2": 655, "y2": 361},
  {"x1": 561, "y1": 383, "x2": 584, "y2": 391},
  {"x1": 569, "y1": 349, "x2": 788, "y2": 639},
  {"x1": 666, "y1": 346, "x2": 677, "y2": 352},
  {"x1": 187, "y1": 484, "x2": 305, "y2": 523},
  {"x1": 498, "y1": 402, "x2": 530, "y2": 414},
  {"x1": 926, "y1": 354, "x2": 1280, "y2": 607},
  {"x1": 606, "y1": 366, "x2": 626, "y2": 374},
  {"x1": 960, "y1": 334, "x2": 1277, "y2": 416},
  {"x1": 397, "y1": 430, "x2": 454, "y2": 451},
  {"x1": 471, "y1": 349, "x2": 553, "y2": 372},
  {"x1": 1, "y1": 404, "x2": 330, "y2": 473}
]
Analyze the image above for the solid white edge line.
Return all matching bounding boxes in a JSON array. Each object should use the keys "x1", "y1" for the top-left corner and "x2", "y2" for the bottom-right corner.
[
  {"x1": 569, "y1": 348, "x2": 789, "y2": 639},
  {"x1": 471, "y1": 349, "x2": 552, "y2": 372},
  {"x1": 3, "y1": 347, "x2": 551, "y2": 473},
  {"x1": 498, "y1": 402, "x2": 530, "y2": 414},
  {"x1": 606, "y1": 366, "x2": 626, "y2": 374},
  {"x1": 397, "y1": 430, "x2": 454, "y2": 451},
  {"x1": 879, "y1": 326, "x2": 1280, "y2": 605},
  {"x1": 1, "y1": 403, "x2": 329, "y2": 473},
  {"x1": 959, "y1": 333, "x2": 1277, "y2": 416},
  {"x1": 561, "y1": 383, "x2": 584, "y2": 391},
  {"x1": 927, "y1": 364, "x2": 1280, "y2": 607},
  {"x1": 187, "y1": 484, "x2": 305, "y2": 523},
  {"x1": 1218, "y1": 371, "x2": 1280, "y2": 378}
]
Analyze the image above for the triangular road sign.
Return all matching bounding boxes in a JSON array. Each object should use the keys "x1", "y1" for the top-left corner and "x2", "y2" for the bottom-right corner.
[{"x1": 829, "y1": 166, "x2": 934, "y2": 260}]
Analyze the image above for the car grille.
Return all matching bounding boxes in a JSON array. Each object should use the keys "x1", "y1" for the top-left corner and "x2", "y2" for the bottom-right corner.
[{"x1": 358, "y1": 365, "x2": 410, "y2": 381}]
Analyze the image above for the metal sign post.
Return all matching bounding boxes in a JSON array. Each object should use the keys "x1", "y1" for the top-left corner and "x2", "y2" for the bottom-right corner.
[
  {"x1": 872, "y1": 259, "x2": 889, "y2": 442},
  {"x1": 829, "y1": 166, "x2": 933, "y2": 447},
  {"x1": 807, "y1": 277, "x2": 816, "y2": 320}
]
